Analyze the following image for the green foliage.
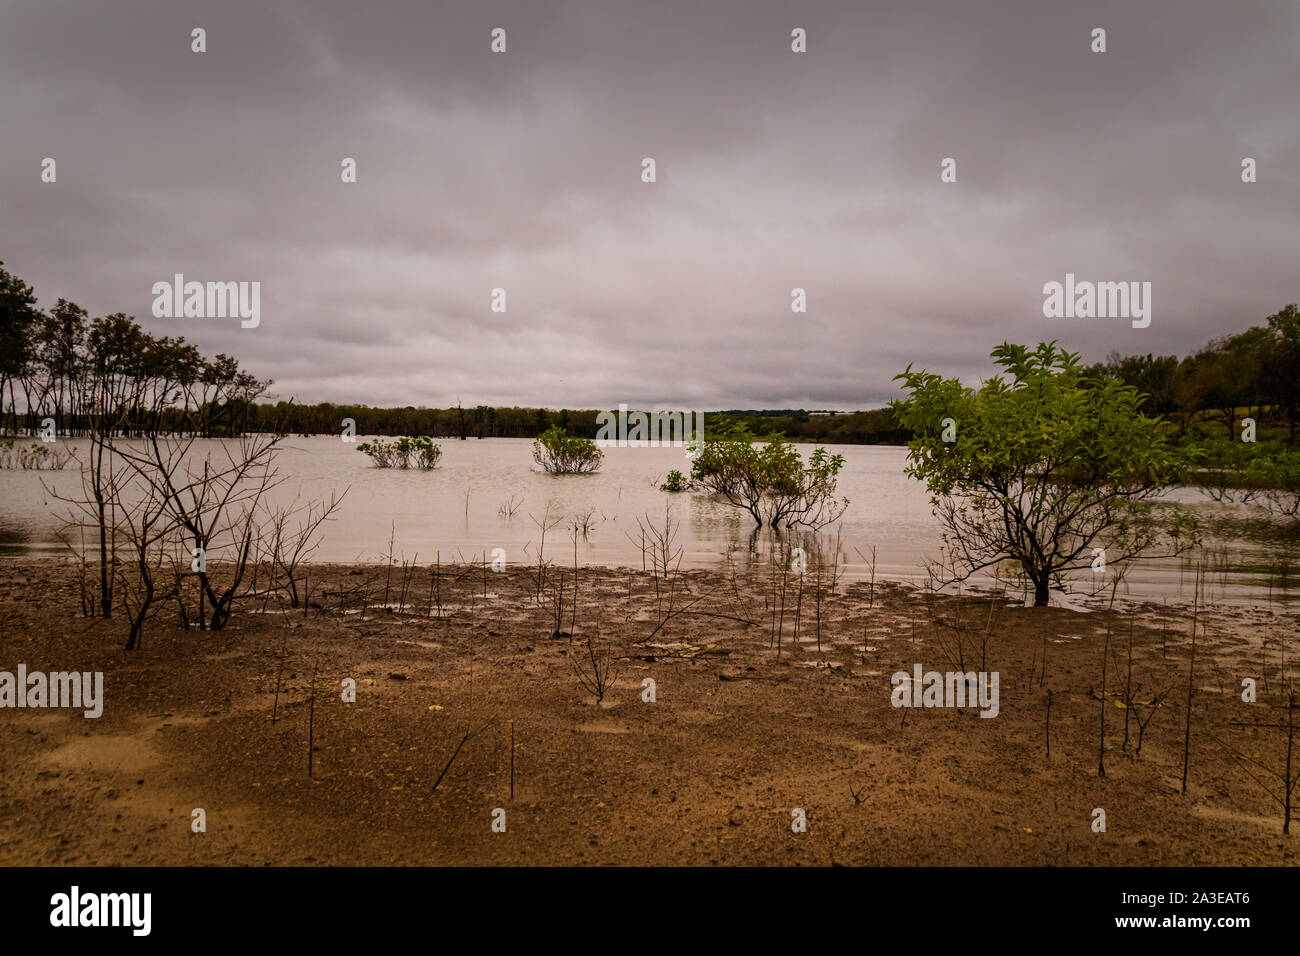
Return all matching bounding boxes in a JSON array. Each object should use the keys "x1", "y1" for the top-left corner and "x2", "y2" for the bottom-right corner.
[
  {"x1": 891, "y1": 341, "x2": 1196, "y2": 604},
  {"x1": 1085, "y1": 303, "x2": 1300, "y2": 444},
  {"x1": 357, "y1": 436, "x2": 442, "y2": 469},
  {"x1": 1196, "y1": 437, "x2": 1300, "y2": 518},
  {"x1": 689, "y1": 423, "x2": 847, "y2": 528},
  {"x1": 532, "y1": 425, "x2": 604, "y2": 475},
  {"x1": 1248, "y1": 445, "x2": 1300, "y2": 518},
  {"x1": 659, "y1": 469, "x2": 690, "y2": 493},
  {"x1": 0, "y1": 262, "x2": 40, "y2": 382},
  {"x1": 702, "y1": 408, "x2": 908, "y2": 444}
]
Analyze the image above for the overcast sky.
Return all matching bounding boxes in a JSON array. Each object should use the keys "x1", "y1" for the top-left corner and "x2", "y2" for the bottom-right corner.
[{"x1": 2, "y1": 0, "x2": 1297, "y2": 410}]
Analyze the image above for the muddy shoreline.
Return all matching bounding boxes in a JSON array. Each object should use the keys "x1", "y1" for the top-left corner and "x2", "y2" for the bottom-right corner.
[{"x1": 1, "y1": 559, "x2": 1296, "y2": 866}]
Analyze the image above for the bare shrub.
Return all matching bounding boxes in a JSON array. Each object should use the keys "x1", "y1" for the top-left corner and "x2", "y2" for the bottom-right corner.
[{"x1": 573, "y1": 629, "x2": 620, "y2": 705}]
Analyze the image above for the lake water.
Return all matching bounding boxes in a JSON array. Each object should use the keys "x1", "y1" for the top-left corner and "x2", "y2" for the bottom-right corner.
[{"x1": 1, "y1": 436, "x2": 1296, "y2": 607}]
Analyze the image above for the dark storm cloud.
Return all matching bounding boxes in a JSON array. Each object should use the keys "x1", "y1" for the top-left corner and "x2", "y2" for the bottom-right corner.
[{"x1": 2, "y1": 0, "x2": 1297, "y2": 409}]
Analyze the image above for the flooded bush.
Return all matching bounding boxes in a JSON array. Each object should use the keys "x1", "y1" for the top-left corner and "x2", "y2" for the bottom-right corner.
[
  {"x1": 689, "y1": 424, "x2": 847, "y2": 529},
  {"x1": 356, "y1": 436, "x2": 442, "y2": 469},
  {"x1": 659, "y1": 469, "x2": 690, "y2": 492},
  {"x1": 532, "y1": 425, "x2": 603, "y2": 474},
  {"x1": 0, "y1": 438, "x2": 75, "y2": 470}
]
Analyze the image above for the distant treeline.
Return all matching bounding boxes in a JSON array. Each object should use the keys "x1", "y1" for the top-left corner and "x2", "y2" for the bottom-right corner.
[
  {"x1": 2, "y1": 261, "x2": 1295, "y2": 445},
  {"x1": 1081, "y1": 303, "x2": 1300, "y2": 443},
  {"x1": 250, "y1": 402, "x2": 912, "y2": 443},
  {"x1": 255, "y1": 298, "x2": 1300, "y2": 443}
]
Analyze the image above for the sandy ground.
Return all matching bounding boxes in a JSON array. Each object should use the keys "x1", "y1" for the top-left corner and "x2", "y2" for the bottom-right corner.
[{"x1": 0, "y1": 558, "x2": 1297, "y2": 866}]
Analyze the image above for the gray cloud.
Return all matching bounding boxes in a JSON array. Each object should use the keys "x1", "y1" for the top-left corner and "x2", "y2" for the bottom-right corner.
[{"x1": 2, "y1": 0, "x2": 1297, "y2": 409}]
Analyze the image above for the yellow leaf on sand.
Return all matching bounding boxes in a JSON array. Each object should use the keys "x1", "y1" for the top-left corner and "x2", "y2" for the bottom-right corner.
[
  {"x1": 428, "y1": 704, "x2": 443, "y2": 711},
  {"x1": 1115, "y1": 700, "x2": 1126, "y2": 709},
  {"x1": 1023, "y1": 827, "x2": 1032, "y2": 834}
]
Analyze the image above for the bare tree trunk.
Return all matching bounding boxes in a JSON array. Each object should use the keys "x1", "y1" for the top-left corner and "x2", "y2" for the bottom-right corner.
[{"x1": 1033, "y1": 575, "x2": 1050, "y2": 607}]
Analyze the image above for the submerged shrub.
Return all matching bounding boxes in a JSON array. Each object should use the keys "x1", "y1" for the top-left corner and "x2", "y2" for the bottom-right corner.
[
  {"x1": 0, "y1": 439, "x2": 75, "y2": 470},
  {"x1": 690, "y1": 423, "x2": 847, "y2": 530},
  {"x1": 532, "y1": 425, "x2": 603, "y2": 475},
  {"x1": 357, "y1": 436, "x2": 442, "y2": 469},
  {"x1": 1197, "y1": 438, "x2": 1300, "y2": 520},
  {"x1": 660, "y1": 469, "x2": 690, "y2": 492}
]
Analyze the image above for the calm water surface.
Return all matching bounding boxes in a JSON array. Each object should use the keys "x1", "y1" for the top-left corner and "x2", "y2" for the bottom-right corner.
[{"x1": 1, "y1": 437, "x2": 1296, "y2": 607}]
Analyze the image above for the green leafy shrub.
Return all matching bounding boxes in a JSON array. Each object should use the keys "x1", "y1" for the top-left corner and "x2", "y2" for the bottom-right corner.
[
  {"x1": 1195, "y1": 437, "x2": 1300, "y2": 519},
  {"x1": 891, "y1": 341, "x2": 1196, "y2": 604},
  {"x1": 357, "y1": 436, "x2": 442, "y2": 469},
  {"x1": 532, "y1": 426, "x2": 603, "y2": 474},
  {"x1": 689, "y1": 424, "x2": 846, "y2": 529},
  {"x1": 660, "y1": 469, "x2": 690, "y2": 492}
]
